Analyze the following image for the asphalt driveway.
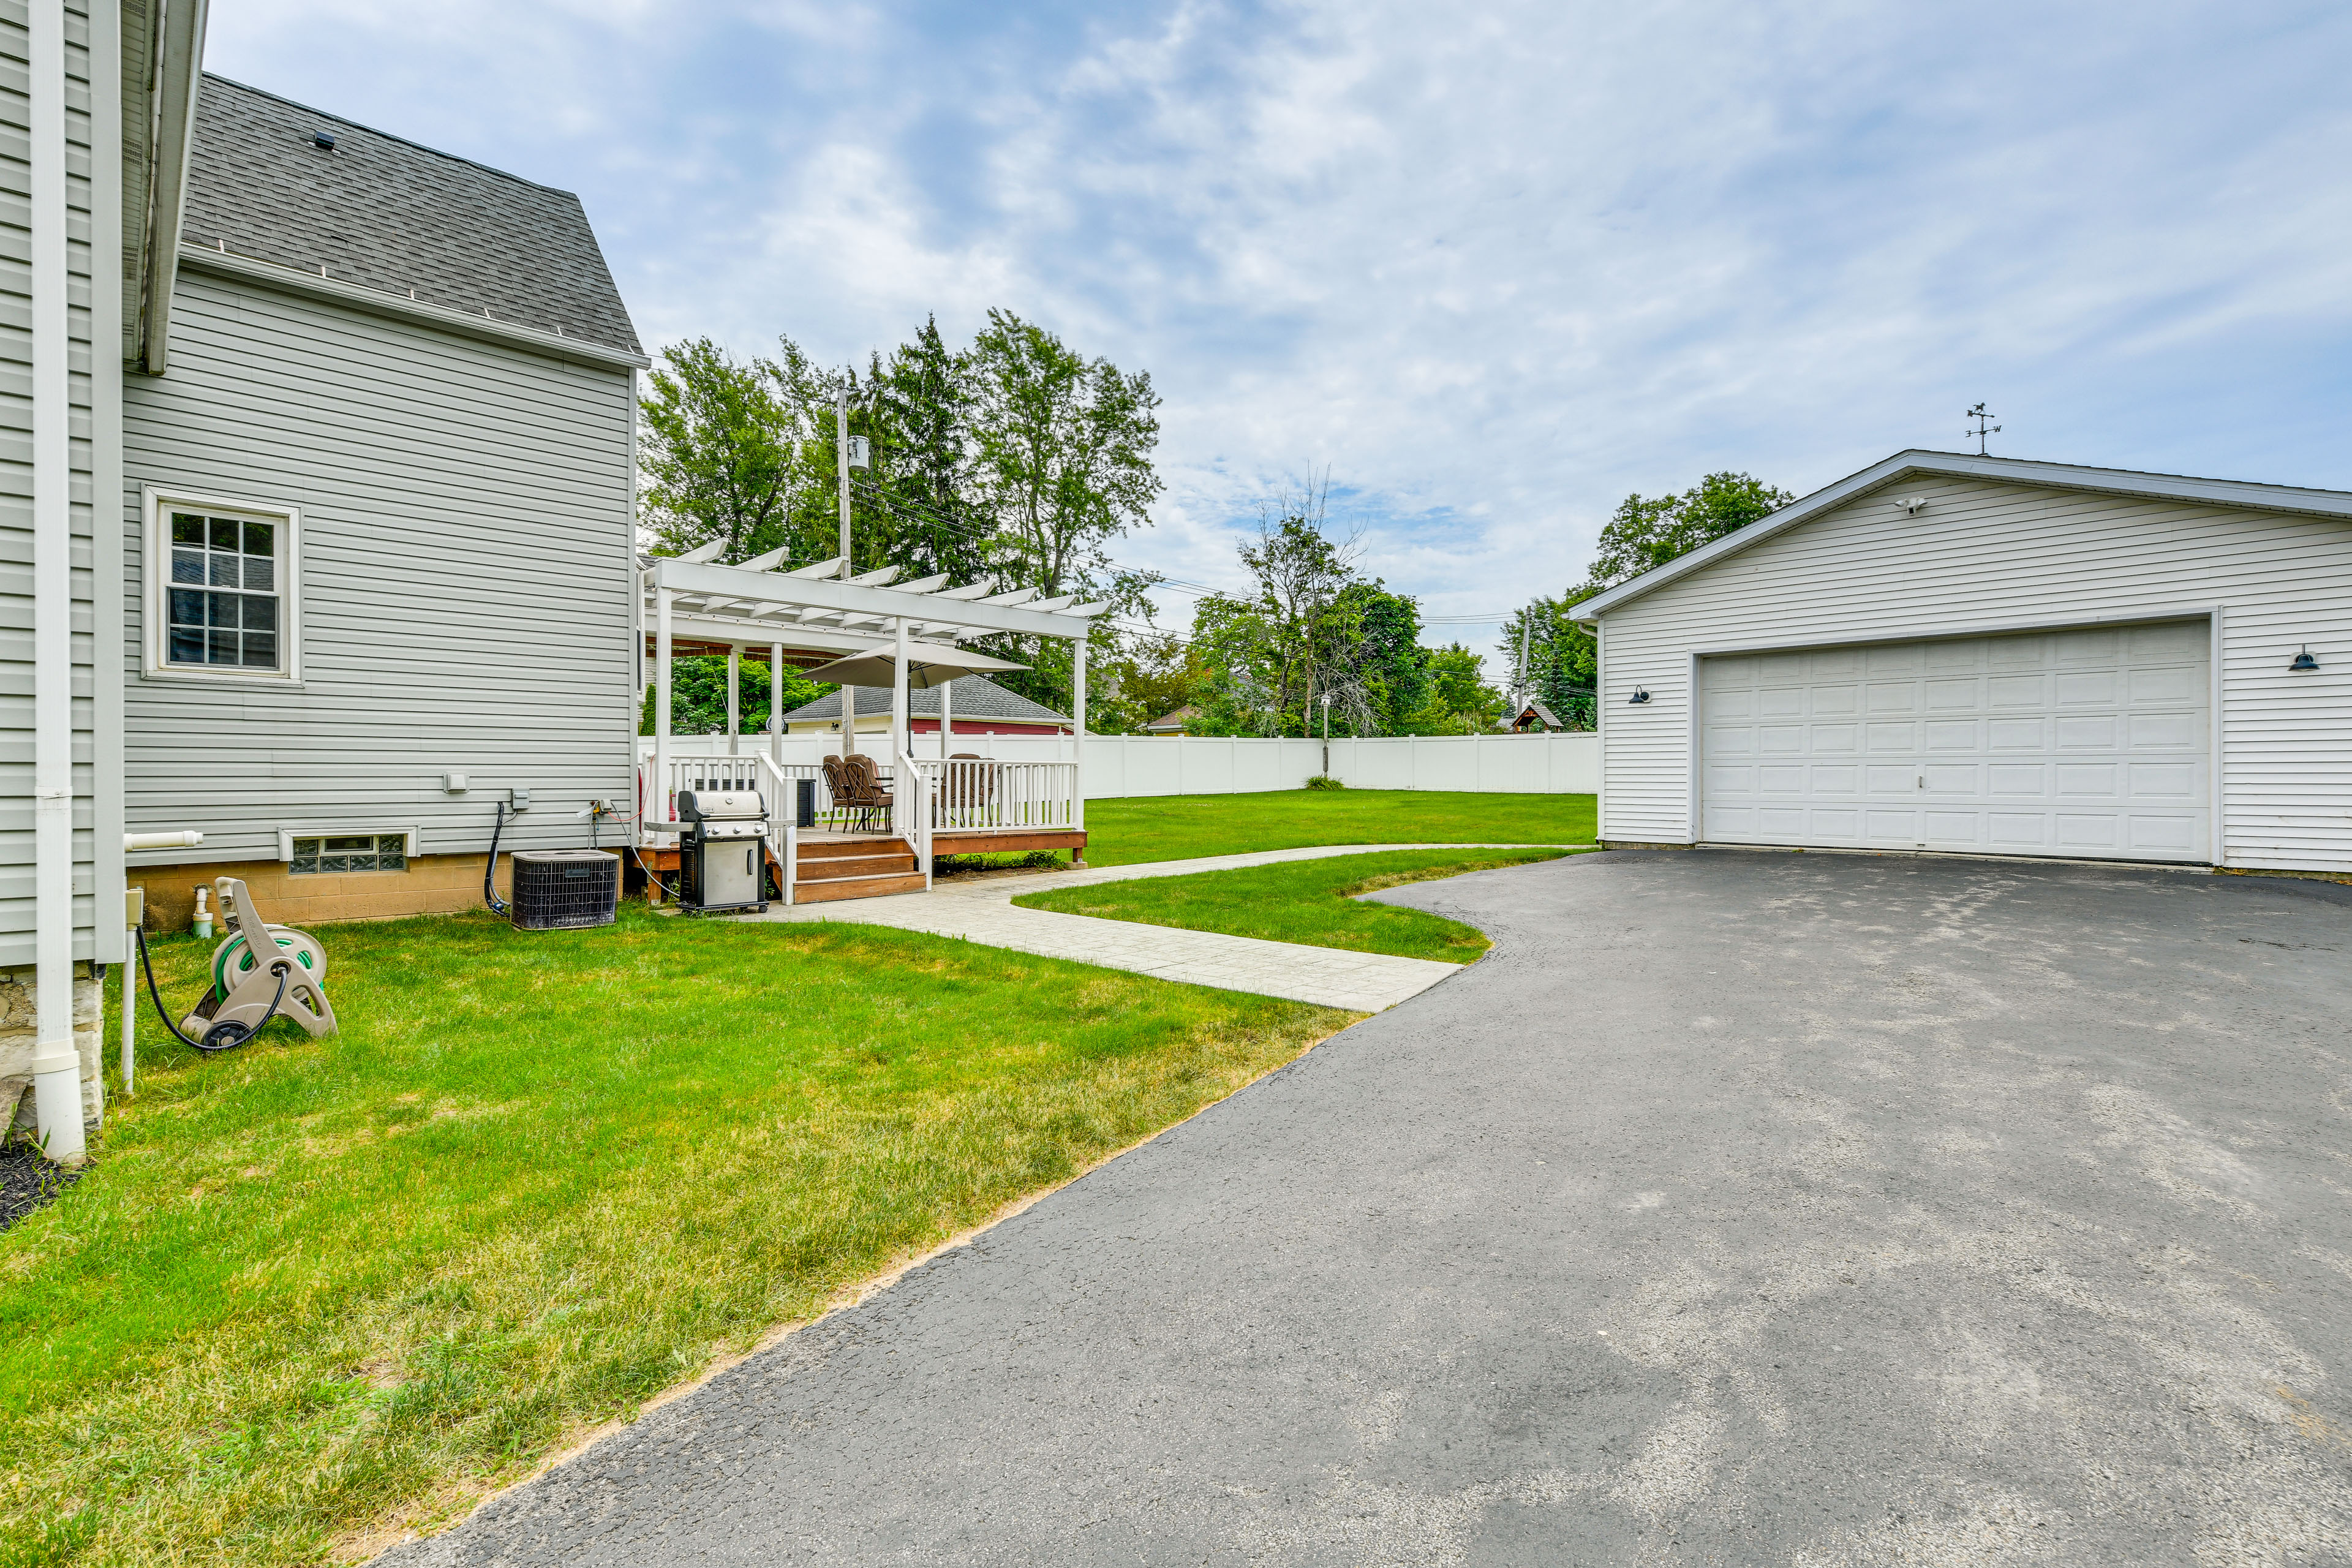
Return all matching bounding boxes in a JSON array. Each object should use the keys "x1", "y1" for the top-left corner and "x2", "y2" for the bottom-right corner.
[{"x1": 389, "y1": 850, "x2": 2352, "y2": 1566}]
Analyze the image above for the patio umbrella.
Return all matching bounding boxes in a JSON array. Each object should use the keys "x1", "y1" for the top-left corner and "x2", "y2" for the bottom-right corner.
[{"x1": 798, "y1": 639, "x2": 1028, "y2": 690}]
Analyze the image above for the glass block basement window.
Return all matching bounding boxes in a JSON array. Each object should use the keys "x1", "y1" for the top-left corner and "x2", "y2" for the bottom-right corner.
[
  {"x1": 290, "y1": 834, "x2": 409, "y2": 874},
  {"x1": 167, "y1": 511, "x2": 279, "y2": 669}
]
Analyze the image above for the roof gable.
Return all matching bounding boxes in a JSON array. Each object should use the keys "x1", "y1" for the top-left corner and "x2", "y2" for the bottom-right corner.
[
  {"x1": 1575, "y1": 451, "x2": 2352, "y2": 621},
  {"x1": 181, "y1": 75, "x2": 641, "y2": 356}
]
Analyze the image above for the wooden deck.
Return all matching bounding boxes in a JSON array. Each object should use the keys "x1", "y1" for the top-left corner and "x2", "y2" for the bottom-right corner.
[{"x1": 633, "y1": 825, "x2": 1087, "y2": 906}]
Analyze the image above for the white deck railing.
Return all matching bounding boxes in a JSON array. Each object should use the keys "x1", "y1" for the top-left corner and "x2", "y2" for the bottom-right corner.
[
  {"x1": 910, "y1": 758, "x2": 1079, "y2": 833},
  {"x1": 642, "y1": 750, "x2": 1077, "y2": 854}
]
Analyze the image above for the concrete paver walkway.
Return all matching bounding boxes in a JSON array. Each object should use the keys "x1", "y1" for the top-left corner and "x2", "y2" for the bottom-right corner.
[{"x1": 745, "y1": 842, "x2": 1583, "y2": 1012}]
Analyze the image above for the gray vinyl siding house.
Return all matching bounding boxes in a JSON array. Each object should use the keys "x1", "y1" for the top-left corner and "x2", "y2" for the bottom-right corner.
[{"x1": 120, "y1": 76, "x2": 647, "y2": 924}]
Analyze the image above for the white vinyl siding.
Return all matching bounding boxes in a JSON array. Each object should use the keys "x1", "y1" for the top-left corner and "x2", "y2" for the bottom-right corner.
[
  {"x1": 121, "y1": 269, "x2": 637, "y2": 865},
  {"x1": 1597, "y1": 475, "x2": 2352, "y2": 873},
  {"x1": 1700, "y1": 622, "x2": 2210, "y2": 862}
]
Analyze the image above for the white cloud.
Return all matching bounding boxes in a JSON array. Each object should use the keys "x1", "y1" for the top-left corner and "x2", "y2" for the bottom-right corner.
[{"x1": 205, "y1": 0, "x2": 2352, "y2": 656}]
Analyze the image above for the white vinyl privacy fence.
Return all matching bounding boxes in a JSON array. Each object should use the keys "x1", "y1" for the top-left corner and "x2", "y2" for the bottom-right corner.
[{"x1": 640, "y1": 732, "x2": 1597, "y2": 798}]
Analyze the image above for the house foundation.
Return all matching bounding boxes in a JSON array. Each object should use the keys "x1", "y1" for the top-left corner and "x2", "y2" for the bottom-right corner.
[
  {"x1": 1, "y1": 965, "x2": 104, "y2": 1145},
  {"x1": 130, "y1": 853, "x2": 519, "y2": 933}
]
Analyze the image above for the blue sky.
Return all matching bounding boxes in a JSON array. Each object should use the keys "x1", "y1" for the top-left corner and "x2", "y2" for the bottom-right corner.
[{"x1": 207, "y1": 1, "x2": 2352, "y2": 660}]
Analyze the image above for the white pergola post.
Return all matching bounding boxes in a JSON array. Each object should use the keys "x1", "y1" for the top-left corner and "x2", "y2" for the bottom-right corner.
[
  {"x1": 938, "y1": 677, "x2": 952, "y2": 759},
  {"x1": 1071, "y1": 631, "x2": 1087, "y2": 853},
  {"x1": 654, "y1": 587, "x2": 674, "y2": 824},
  {"x1": 892, "y1": 617, "x2": 911, "y2": 758},
  {"x1": 769, "y1": 643, "x2": 785, "y2": 766},
  {"x1": 840, "y1": 684, "x2": 856, "y2": 757},
  {"x1": 725, "y1": 645, "x2": 741, "y2": 756}
]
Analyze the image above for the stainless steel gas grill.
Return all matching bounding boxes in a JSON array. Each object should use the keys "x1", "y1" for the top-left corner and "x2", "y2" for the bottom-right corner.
[{"x1": 675, "y1": 790, "x2": 771, "y2": 914}]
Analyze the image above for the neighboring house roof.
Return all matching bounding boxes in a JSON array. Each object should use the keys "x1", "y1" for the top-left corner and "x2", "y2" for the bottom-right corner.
[
  {"x1": 780, "y1": 674, "x2": 1071, "y2": 726},
  {"x1": 180, "y1": 74, "x2": 642, "y2": 356},
  {"x1": 1574, "y1": 450, "x2": 2352, "y2": 622},
  {"x1": 1143, "y1": 704, "x2": 1200, "y2": 733}
]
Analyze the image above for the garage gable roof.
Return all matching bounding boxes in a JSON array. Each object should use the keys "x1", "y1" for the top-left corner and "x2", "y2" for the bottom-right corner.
[{"x1": 1574, "y1": 450, "x2": 2352, "y2": 622}]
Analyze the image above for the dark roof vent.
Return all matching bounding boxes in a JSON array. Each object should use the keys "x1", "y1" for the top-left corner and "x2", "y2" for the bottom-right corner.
[{"x1": 312, "y1": 130, "x2": 336, "y2": 151}]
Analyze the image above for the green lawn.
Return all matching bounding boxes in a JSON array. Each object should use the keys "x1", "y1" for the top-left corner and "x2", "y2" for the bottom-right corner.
[
  {"x1": 1, "y1": 910, "x2": 1349, "y2": 1566},
  {"x1": 1076, "y1": 789, "x2": 1595, "y2": 867},
  {"x1": 1015, "y1": 848, "x2": 1575, "y2": 962}
]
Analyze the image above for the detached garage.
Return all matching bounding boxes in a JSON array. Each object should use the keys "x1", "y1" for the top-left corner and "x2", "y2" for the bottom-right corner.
[{"x1": 1575, "y1": 452, "x2": 2352, "y2": 873}]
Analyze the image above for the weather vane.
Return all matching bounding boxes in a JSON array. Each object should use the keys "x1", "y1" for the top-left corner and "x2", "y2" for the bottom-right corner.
[{"x1": 1966, "y1": 402, "x2": 2001, "y2": 456}]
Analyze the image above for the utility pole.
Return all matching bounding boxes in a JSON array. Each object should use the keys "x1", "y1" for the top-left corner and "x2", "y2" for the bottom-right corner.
[
  {"x1": 1966, "y1": 402, "x2": 2001, "y2": 456},
  {"x1": 835, "y1": 383, "x2": 853, "y2": 578},
  {"x1": 1517, "y1": 604, "x2": 1534, "y2": 722}
]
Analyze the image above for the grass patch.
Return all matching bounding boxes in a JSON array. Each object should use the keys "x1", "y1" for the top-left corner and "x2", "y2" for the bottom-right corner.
[
  {"x1": 1078, "y1": 789, "x2": 1595, "y2": 868},
  {"x1": 1016, "y1": 848, "x2": 1575, "y2": 962},
  {"x1": 1, "y1": 907, "x2": 1349, "y2": 1565}
]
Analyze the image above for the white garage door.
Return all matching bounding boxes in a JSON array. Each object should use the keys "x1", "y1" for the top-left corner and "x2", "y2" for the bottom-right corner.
[{"x1": 1700, "y1": 620, "x2": 2210, "y2": 862}]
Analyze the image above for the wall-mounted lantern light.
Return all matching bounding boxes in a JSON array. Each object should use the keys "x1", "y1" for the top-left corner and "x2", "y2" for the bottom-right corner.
[
  {"x1": 2290, "y1": 646, "x2": 2319, "y2": 673},
  {"x1": 1629, "y1": 687, "x2": 1651, "y2": 704}
]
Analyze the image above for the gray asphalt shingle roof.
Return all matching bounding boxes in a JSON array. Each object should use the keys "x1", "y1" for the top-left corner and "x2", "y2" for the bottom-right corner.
[
  {"x1": 781, "y1": 675, "x2": 1070, "y2": 726},
  {"x1": 181, "y1": 74, "x2": 641, "y2": 354}
]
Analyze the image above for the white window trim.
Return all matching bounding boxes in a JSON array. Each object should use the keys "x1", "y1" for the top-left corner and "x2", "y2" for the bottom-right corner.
[
  {"x1": 278, "y1": 826, "x2": 421, "y2": 864},
  {"x1": 144, "y1": 486, "x2": 304, "y2": 684}
]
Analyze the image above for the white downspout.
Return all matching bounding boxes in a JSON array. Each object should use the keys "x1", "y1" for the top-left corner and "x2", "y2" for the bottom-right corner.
[{"x1": 29, "y1": 0, "x2": 82, "y2": 1163}]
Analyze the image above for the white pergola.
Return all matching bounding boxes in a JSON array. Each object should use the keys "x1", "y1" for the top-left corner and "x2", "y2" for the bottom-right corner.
[{"x1": 640, "y1": 545, "x2": 1107, "y2": 835}]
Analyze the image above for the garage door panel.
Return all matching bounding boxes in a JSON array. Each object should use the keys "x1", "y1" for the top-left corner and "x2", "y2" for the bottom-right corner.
[
  {"x1": 1923, "y1": 719, "x2": 1980, "y2": 749},
  {"x1": 2128, "y1": 816, "x2": 2199, "y2": 852},
  {"x1": 1923, "y1": 811, "x2": 1983, "y2": 842},
  {"x1": 1988, "y1": 718, "x2": 2045, "y2": 748},
  {"x1": 2130, "y1": 712, "x2": 2199, "y2": 749},
  {"x1": 2129, "y1": 763, "x2": 2197, "y2": 799},
  {"x1": 1866, "y1": 722, "x2": 1915, "y2": 750},
  {"x1": 1988, "y1": 763, "x2": 2046, "y2": 795},
  {"x1": 2130, "y1": 666, "x2": 2198, "y2": 703},
  {"x1": 1701, "y1": 622, "x2": 2209, "y2": 862},
  {"x1": 1988, "y1": 813, "x2": 2049, "y2": 845},
  {"x1": 2056, "y1": 763, "x2": 2119, "y2": 796},
  {"x1": 2055, "y1": 715, "x2": 2117, "y2": 748}
]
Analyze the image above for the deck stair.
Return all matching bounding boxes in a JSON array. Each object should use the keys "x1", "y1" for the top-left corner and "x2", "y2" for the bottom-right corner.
[{"x1": 791, "y1": 833, "x2": 927, "y2": 903}]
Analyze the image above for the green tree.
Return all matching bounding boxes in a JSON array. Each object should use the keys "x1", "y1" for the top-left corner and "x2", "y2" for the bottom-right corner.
[
  {"x1": 864, "y1": 315, "x2": 987, "y2": 583},
  {"x1": 639, "y1": 338, "x2": 801, "y2": 563},
  {"x1": 1408, "y1": 643, "x2": 1503, "y2": 734},
  {"x1": 1499, "y1": 594, "x2": 1597, "y2": 728},
  {"x1": 970, "y1": 308, "x2": 1163, "y2": 598},
  {"x1": 641, "y1": 656, "x2": 831, "y2": 737},
  {"x1": 1587, "y1": 471, "x2": 1793, "y2": 589}
]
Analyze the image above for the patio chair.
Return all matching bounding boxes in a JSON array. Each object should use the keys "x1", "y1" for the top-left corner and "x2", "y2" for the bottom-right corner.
[
  {"x1": 842, "y1": 753, "x2": 895, "y2": 832},
  {"x1": 820, "y1": 755, "x2": 870, "y2": 831},
  {"x1": 944, "y1": 753, "x2": 997, "y2": 827}
]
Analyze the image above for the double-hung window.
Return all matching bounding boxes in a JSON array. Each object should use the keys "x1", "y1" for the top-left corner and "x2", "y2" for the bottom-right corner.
[{"x1": 148, "y1": 492, "x2": 300, "y2": 680}]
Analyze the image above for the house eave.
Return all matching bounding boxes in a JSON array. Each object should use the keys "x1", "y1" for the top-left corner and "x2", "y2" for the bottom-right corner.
[
  {"x1": 179, "y1": 244, "x2": 652, "y2": 371},
  {"x1": 1572, "y1": 450, "x2": 2352, "y2": 624}
]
